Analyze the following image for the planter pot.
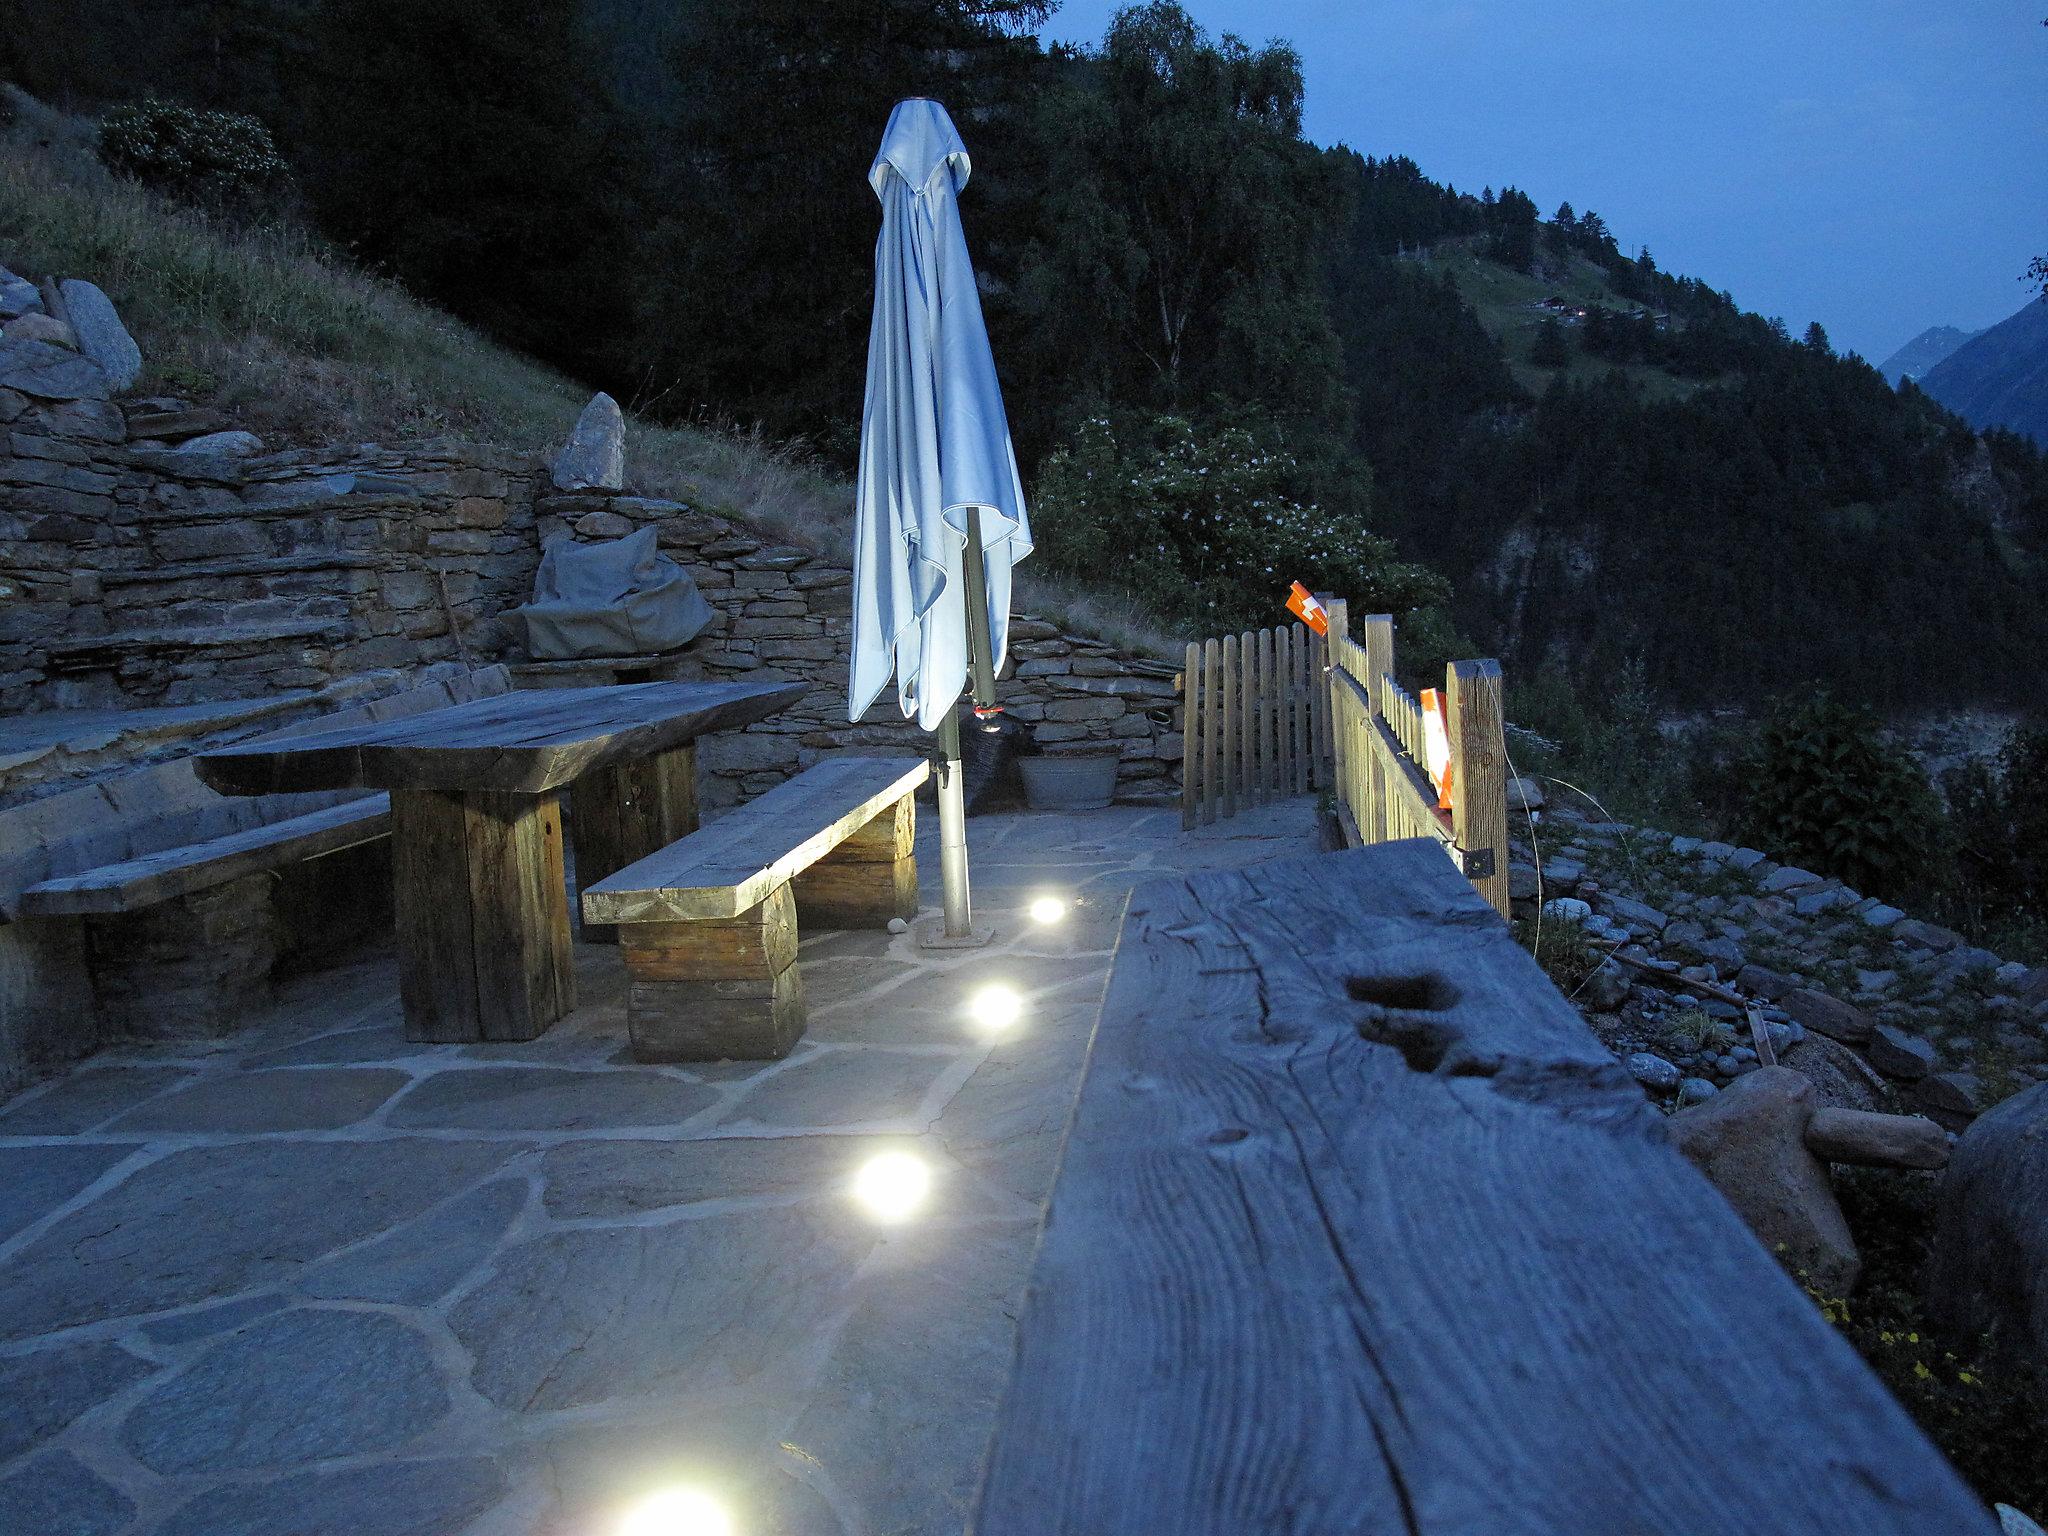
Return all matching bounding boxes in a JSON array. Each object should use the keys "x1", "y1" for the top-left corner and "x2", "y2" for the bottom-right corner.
[{"x1": 1018, "y1": 752, "x2": 1121, "y2": 812}]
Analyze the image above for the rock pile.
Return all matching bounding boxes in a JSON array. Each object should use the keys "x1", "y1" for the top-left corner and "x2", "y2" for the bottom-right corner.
[
  {"x1": 1510, "y1": 801, "x2": 2048, "y2": 1134},
  {"x1": 0, "y1": 266, "x2": 142, "y2": 406}
]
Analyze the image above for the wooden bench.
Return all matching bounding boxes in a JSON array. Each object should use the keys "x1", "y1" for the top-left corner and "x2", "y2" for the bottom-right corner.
[
  {"x1": 581, "y1": 754, "x2": 929, "y2": 1062},
  {"x1": 2, "y1": 667, "x2": 513, "y2": 922},
  {"x1": 971, "y1": 838, "x2": 1996, "y2": 1536}
]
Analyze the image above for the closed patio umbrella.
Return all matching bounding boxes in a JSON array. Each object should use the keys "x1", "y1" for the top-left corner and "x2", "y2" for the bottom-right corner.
[{"x1": 848, "y1": 97, "x2": 1032, "y2": 938}]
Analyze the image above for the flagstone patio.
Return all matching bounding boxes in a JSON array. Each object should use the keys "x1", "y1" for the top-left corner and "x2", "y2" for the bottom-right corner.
[{"x1": 0, "y1": 798, "x2": 1315, "y2": 1536}]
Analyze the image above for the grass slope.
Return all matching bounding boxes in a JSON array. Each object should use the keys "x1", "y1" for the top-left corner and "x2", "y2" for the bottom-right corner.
[
  {"x1": 0, "y1": 87, "x2": 1175, "y2": 656},
  {"x1": 1420, "y1": 237, "x2": 1707, "y2": 400}
]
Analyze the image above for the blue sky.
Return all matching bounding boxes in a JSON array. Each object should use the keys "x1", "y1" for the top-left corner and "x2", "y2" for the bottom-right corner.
[{"x1": 1043, "y1": 1, "x2": 2047, "y2": 361}]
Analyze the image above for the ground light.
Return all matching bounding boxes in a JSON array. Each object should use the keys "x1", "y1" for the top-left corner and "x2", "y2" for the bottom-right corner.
[
  {"x1": 852, "y1": 1151, "x2": 932, "y2": 1223},
  {"x1": 618, "y1": 1487, "x2": 734, "y2": 1536},
  {"x1": 967, "y1": 983, "x2": 1023, "y2": 1036},
  {"x1": 1027, "y1": 895, "x2": 1067, "y2": 925}
]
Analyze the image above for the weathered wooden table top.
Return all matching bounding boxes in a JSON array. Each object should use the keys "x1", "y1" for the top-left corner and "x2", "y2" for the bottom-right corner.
[{"x1": 194, "y1": 679, "x2": 808, "y2": 796}]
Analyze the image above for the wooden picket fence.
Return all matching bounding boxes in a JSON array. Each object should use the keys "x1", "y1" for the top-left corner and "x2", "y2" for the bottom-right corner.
[
  {"x1": 1181, "y1": 599, "x2": 1509, "y2": 917},
  {"x1": 1324, "y1": 599, "x2": 1510, "y2": 917},
  {"x1": 1179, "y1": 622, "x2": 1331, "y2": 829}
]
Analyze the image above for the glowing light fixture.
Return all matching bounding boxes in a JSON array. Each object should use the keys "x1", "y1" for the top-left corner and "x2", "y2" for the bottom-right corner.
[
  {"x1": 852, "y1": 1151, "x2": 932, "y2": 1223},
  {"x1": 1027, "y1": 896, "x2": 1067, "y2": 925},
  {"x1": 968, "y1": 983, "x2": 1023, "y2": 1035},
  {"x1": 619, "y1": 1487, "x2": 734, "y2": 1536}
]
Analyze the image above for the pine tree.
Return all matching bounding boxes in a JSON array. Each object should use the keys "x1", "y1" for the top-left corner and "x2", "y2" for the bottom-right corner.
[{"x1": 1530, "y1": 318, "x2": 1573, "y2": 368}]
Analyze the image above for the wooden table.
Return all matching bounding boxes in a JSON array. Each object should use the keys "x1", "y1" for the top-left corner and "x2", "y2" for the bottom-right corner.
[
  {"x1": 972, "y1": 839, "x2": 1994, "y2": 1535},
  {"x1": 196, "y1": 679, "x2": 806, "y2": 1042}
]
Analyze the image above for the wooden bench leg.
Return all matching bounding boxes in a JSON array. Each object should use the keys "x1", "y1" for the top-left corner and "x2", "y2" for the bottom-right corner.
[
  {"x1": 571, "y1": 742, "x2": 698, "y2": 943},
  {"x1": 392, "y1": 788, "x2": 574, "y2": 1043},
  {"x1": 619, "y1": 883, "x2": 805, "y2": 1061},
  {"x1": 790, "y1": 795, "x2": 918, "y2": 928}
]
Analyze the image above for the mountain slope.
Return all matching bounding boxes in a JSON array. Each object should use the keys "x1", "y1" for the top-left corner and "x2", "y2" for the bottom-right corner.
[
  {"x1": 1919, "y1": 298, "x2": 2048, "y2": 447},
  {"x1": 1878, "y1": 323, "x2": 1980, "y2": 386}
]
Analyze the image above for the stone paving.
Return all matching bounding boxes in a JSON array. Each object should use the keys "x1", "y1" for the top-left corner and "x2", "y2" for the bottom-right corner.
[{"x1": 0, "y1": 799, "x2": 1314, "y2": 1536}]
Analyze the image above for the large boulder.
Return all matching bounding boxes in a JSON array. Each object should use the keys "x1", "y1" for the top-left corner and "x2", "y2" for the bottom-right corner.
[
  {"x1": 1805, "y1": 1107, "x2": 1948, "y2": 1170},
  {"x1": 1669, "y1": 1065, "x2": 1860, "y2": 1295},
  {"x1": 0, "y1": 271, "x2": 41, "y2": 320},
  {"x1": 58, "y1": 279, "x2": 142, "y2": 392},
  {"x1": 551, "y1": 392, "x2": 624, "y2": 491},
  {"x1": 0, "y1": 337, "x2": 108, "y2": 401},
  {"x1": 3, "y1": 312, "x2": 76, "y2": 349},
  {"x1": 1925, "y1": 1080, "x2": 2048, "y2": 1373},
  {"x1": 1779, "y1": 1031, "x2": 1886, "y2": 1113}
]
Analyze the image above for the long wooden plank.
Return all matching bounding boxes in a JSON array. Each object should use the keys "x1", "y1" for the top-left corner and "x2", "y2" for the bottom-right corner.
[
  {"x1": 972, "y1": 841, "x2": 1997, "y2": 1536},
  {"x1": 18, "y1": 798, "x2": 390, "y2": 916},
  {"x1": 196, "y1": 679, "x2": 806, "y2": 795},
  {"x1": 582, "y1": 756, "x2": 929, "y2": 922}
]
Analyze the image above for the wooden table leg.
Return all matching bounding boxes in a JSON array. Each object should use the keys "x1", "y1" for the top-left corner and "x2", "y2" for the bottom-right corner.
[
  {"x1": 570, "y1": 742, "x2": 699, "y2": 943},
  {"x1": 392, "y1": 787, "x2": 575, "y2": 1042}
]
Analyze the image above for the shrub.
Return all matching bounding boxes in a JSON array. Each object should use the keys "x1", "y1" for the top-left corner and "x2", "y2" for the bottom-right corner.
[
  {"x1": 1943, "y1": 724, "x2": 2048, "y2": 962},
  {"x1": 1734, "y1": 695, "x2": 1949, "y2": 902},
  {"x1": 97, "y1": 99, "x2": 290, "y2": 213},
  {"x1": 1515, "y1": 914, "x2": 1603, "y2": 995},
  {"x1": 1030, "y1": 408, "x2": 1447, "y2": 634},
  {"x1": 1657, "y1": 1006, "x2": 1730, "y2": 1056},
  {"x1": 1811, "y1": 1168, "x2": 2048, "y2": 1513}
]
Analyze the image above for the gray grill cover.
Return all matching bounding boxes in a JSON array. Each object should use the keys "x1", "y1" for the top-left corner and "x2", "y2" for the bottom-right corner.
[{"x1": 513, "y1": 526, "x2": 714, "y2": 659}]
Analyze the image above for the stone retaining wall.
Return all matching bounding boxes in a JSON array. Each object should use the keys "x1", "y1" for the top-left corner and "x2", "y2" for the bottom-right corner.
[
  {"x1": 536, "y1": 491, "x2": 1184, "y2": 809},
  {"x1": 0, "y1": 390, "x2": 540, "y2": 713},
  {"x1": 0, "y1": 390, "x2": 1186, "y2": 798}
]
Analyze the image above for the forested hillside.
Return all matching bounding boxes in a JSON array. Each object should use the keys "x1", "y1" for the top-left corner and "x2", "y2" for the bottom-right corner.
[{"x1": 7, "y1": 0, "x2": 2045, "y2": 712}]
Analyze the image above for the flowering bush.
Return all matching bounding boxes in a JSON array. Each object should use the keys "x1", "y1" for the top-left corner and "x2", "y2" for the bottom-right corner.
[
  {"x1": 1031, "y1": 411, "x2": 1446, "y2": 633},
  {"x1": 98, "y1": 100, "x2": 291, "y2": 213}
]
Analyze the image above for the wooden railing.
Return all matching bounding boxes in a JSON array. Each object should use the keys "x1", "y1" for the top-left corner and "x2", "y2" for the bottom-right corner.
[
  {"x1": 1180, "y1": 623, "x2": 1331, "y2": 828},
  {"x1": 1323, "y1": 599, "x2": 1510, "y2": 918}
]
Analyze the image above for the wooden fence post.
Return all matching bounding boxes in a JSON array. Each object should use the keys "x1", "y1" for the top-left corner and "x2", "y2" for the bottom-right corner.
[
  {"x1": 1448, "y1": 658, "x2": 1510, "y2": 919},
  {"x1": 1181, "y1": 642, "x2": 1200, "y2": 831},
  {"x1": 1324, "y1": 600, "x2": 1349, "y2": 808},
  {"x1": 1201, "y1": 636, "x2": 1222, "y2": 825},
  {"x1": 1362, "y1": 615, "x2": 1394, "y2": 843},
  {"x1": 1220, "y1": 633, "x2": 1239, "y2": 820}
]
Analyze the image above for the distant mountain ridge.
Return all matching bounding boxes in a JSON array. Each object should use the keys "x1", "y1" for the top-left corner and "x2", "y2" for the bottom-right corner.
[
  {"x1": 1878, "y1": 324, "x2": 1981, "y2": 386},
  {"x1": 1919, "y1": 298, "x2": 2048, "y2": 448}
]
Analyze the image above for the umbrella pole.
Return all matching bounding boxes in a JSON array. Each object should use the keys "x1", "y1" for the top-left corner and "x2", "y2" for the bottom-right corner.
[
  {"x1": 936, "y1": 703, "x2": 973, "y2": 937},
  {"x1": 935, "y1": 509, "x2": 994, "y2": 941}
]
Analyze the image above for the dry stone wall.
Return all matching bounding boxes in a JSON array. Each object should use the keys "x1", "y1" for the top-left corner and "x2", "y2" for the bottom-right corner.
[
  {"x1": 0, "y1": 389, "x2": 540, "y2": 713},
  {"x1": 537, "y1": 491, "x2": 1185, "y2": 809},
  {"x1": 1, "y1": 390, "x2": 1187, "y2": 803}
]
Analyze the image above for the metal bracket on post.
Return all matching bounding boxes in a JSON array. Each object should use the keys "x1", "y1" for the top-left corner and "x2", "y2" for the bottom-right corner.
[{"x1": 1460, "y1": 846, "x2": 1496, "y2": 880}]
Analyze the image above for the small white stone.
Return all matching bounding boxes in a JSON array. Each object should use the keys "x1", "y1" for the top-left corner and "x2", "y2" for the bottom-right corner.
[{"x1": 886, "y1": 917, "x2": 909, "y2": 934}]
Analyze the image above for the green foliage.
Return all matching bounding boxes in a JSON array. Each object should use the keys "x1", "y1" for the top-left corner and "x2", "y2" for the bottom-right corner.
[
  {"x1": 1013, "y1": 3, "x2": 1345, "y2": 445},
  {"x1": 97, "y1": 98, "x2": 289, "y2": 212},
  {"x1": 1530, "y1": 317, "x2": 1572, "y2": 368},
  {"x1": 1656, "y1": 1006, "x2": 1731, "y2": 1056},
  {"x1": 1514, "y1": 914, "x2": 1603, "y2": 995},
  {"x1": 1943, "y1": 724, "x2": 2048, "y2": 960},
  {"x1": 1813, "y1": 1168, "x2": 2048, "y2": 1514},
  {"x1": 1030, "y1": 408, "x2": 1444, "y2": 633},
  {"x1": 1734, "y1": 696, "x2": 1949, "y2": 902}
]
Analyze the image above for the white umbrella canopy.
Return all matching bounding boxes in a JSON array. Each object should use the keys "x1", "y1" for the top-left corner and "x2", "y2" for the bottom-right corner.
[
  {"x1": 848, "y1": 97, "x2": 1032, "y2": 733},
  {"x1": 848, "y1": 98, "x2": 1032, "y2": 940}
]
